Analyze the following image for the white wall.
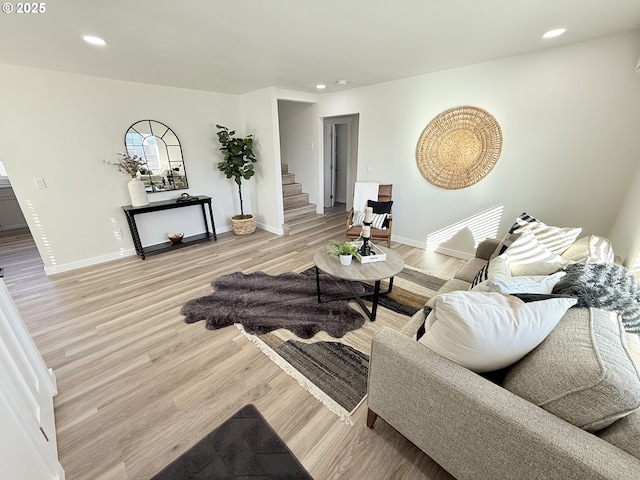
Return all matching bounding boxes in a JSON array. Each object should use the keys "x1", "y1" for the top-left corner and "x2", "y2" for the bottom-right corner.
[
  {"x1": 2, "y1": 31, "x2": 639, "y2": 273},
  {"x1": 610, "y1": 161, "x2": 640, "y2": 268},
  {"x1": 240, "y1": 87, "x2": 283, "y2": 234},
  {"x1": 278, "y1": 100, "x2": 320, "y2": 206},
  {"x1": 0, "y1": 65, "x2": 242, "y2": 273},
  {"x1": 317, "y1": 30, "x2": 640, "y2": 259}
]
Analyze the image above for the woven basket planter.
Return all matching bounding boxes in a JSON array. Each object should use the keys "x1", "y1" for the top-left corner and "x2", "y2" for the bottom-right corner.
[
  {"x1": 416, "y1": 106, "x2": 503, "y2": 189},
  {"x1": 231, "y1": 214, "x2": 256, "y2": 235}
]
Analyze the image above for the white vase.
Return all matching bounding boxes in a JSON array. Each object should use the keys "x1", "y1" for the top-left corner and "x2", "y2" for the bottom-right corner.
[
  {"x1": 339, "y1": 254, "x2": 353, "y2": 266},
  {"x1": 127, "y1": 178, "x2": 149, "y2": 206}
]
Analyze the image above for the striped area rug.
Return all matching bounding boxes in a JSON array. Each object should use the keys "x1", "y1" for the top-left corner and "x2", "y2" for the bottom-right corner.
[{"x1": 237, "y1": 265, "x2": 445, "y2": 425}]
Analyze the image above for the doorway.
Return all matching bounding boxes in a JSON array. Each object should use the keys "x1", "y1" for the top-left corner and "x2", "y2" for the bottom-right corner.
[{"x1": 323, "y1": 115, "x2": 359, "y2": 213}]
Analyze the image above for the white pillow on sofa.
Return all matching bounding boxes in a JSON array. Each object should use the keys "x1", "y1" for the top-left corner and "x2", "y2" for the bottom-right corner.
[
  {"x1": 419, "y1": 291, "x2": 577, "y2": 372},
  {"x1": 561, "y1": 235, "x2": 615, "y2": 264},
  {"x1": 502, "y1": 229, "x2": 568, "y2": 276},
  {"x1": 472, "y1": 271, "x2": 566, "y2": 294}
]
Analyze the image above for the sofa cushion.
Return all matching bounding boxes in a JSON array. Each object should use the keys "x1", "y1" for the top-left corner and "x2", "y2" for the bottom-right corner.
[
  {"x1": 472, "y1": 271, "x2": 566, "y2": 294},
  {"x1": 501, "y1": 229, "x2": 568, "y2": 276},
  {"x1": 503, "y1": 308, "x2": 640, "y2": 432},
  {"x1": 598, "y1": 410, "x2": 640, "y2": 458},
  {"x1": 418, "y1": 291, "x2": 576, "y2": 372},
  {"x1": 597, "y1": 330, "x2": 640, "y2": 455},
  {"x1": 561, "y1": 235, "x2": 615, "y2": 264}
]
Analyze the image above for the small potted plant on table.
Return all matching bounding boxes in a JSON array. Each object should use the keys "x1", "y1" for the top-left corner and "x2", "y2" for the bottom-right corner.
[{"x1": 330, "y1": 240, "x2": 359, "y2": 265}]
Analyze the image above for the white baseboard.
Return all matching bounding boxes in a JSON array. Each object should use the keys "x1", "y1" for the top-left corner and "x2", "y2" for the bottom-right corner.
[
  {"x1": 388, "y1": 234, "x2": 474, "y2": 260},
  {"x1": 389, "y1": 235, "x2": 422, "y2": 249},
  {"x1": 257, "y1": 222, "x2": 283, "y2": 235},
  {"x1": 433, "y1": 246, "x2": 474, "y2": 260},
  {"x1": 45, "y1": 249, "x2": 137, "y2": 275}
]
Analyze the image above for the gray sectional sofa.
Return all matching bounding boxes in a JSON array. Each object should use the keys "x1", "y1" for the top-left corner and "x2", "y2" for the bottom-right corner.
[{"x1": 367, "y1": 233, "x2": 640, "y2": 480}]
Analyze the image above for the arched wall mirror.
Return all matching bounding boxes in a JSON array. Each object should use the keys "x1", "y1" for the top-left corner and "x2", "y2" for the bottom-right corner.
[{"x1": 124, "y1": 120, "x2": 189, "y2": 192}]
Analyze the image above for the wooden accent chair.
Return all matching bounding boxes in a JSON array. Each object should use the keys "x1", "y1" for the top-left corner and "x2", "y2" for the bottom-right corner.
[{"x1": 345, "y1": 184, "x2": 393, "y2": 248}]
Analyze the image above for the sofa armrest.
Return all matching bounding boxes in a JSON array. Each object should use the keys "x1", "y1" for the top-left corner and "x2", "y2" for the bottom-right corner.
[
  {"x1": 367, "y1": 327, "x2": 640, "y2": 480},
  {"x1": 475, "y1": 237, "x2": 500, "y2": 260}
]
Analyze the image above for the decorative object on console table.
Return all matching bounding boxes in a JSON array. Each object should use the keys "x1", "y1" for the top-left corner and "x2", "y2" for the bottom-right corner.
[
  {"x1": 167, "y1": 232, "x2": 183, "y2": 244},
  {"x1": 127, "y1": 177, "x2": 149, "y2": 207},
  {"x1": 104, "y1": 153, "x2": 149, "y2": 206},
  {"x1": 215, "y1": 124, "x2": 258, "y2": 235}
]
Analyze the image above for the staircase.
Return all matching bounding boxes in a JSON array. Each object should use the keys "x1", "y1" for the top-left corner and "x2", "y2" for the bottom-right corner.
[{"x1": 281, "y1": 164, "x2": 326, "y2": 235}]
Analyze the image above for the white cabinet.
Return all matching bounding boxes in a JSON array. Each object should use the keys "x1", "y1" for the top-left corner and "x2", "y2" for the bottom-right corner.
[{"x1": 0, "y1": 279, "x2": 65, "y2": 479}]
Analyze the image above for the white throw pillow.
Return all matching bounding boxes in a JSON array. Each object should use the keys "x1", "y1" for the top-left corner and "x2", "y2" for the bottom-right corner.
[
  {"x1": 419, "y1": 291, "x2": 577, "y2": 372},
  {"x1": 561, "y1": 235, "x2": 615, "y2": 264},
  {"x1": 482, "y1": 271, "x2": 566, "y2": 294},
  {"x1": 502, "y1": 229, "x2": 568, "y2": 276}
]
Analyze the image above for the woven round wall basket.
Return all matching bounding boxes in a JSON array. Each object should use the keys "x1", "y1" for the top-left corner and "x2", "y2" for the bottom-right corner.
[{"x1": 415, "y1": 106, "x2": 503, "y2": 189}]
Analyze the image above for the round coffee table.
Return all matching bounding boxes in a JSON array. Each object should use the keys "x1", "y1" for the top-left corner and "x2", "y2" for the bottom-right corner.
[{"x1": 313, "y1": 243, "x2": 405, "y2": 321}]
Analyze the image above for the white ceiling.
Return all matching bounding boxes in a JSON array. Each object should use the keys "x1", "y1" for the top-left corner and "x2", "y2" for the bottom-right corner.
[{"x1": 1, "y1": 0, "x2": 639, "y2": 95}]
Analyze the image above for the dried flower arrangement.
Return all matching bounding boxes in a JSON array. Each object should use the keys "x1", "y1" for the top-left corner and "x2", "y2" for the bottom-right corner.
[{"x1": 104, "y1": 153, "x2": 147, "y2": 178}]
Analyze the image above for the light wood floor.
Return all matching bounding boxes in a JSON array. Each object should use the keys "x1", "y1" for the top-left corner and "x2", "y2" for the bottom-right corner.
[{"x1": 0, "y1": 214, "x2": 465, "y2": 480}]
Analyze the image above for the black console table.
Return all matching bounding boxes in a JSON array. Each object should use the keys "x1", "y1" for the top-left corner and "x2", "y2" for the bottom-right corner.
[{"x1": 122, "y1": 195, "x2": 217, "y2": 259}]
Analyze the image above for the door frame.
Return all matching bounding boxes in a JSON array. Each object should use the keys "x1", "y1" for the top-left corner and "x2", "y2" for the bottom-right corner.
[{"x1": 321, "y1": 114, "x2": 359, "y2": 212}]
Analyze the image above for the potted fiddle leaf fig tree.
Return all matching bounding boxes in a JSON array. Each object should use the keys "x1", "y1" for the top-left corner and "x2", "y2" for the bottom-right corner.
[{"x1": 215, "y1": 124, "x2": 258, "y2": 235}]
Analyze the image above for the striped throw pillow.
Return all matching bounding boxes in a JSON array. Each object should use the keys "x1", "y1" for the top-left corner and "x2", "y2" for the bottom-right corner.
[
  {"x1": 351, "y1": 211, "x2": 387, "y2": 230},
  {"x1": 494, "y1": 213, "x2": 581, "y2": 257},
  {"x1": 512, "y1": 213, "x2": 581, "y2": 255},
  {"x1": 502, "y1": 229, "x2": 568, "y2": 276}
]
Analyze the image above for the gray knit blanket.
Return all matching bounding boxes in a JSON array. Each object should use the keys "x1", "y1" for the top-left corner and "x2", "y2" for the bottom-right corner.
[{"x1": 552, "y1": 263, "x2": 640, "y2": 333}]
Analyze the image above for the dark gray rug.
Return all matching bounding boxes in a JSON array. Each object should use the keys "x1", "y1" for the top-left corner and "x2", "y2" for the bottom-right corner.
[
  {"x1": 151, "y1": 404, "x2": 312, "y2": 480},
  {"x1": 181, "y1": 270, "x2": 366, "y2": 338},
  {"x1": 238, "y1": 266, "x2": 447, "y2": 423},
  {"x1": 272, "y1": 340, "x2": 369, "y2": 414}
]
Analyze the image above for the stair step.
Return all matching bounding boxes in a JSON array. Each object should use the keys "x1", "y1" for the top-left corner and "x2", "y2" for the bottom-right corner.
[
  {"x1": 284, "y1": 203, "x2": 317, "y2": 221},
  {"x1": 283, "y1": 193, "x2": 310, "y2": 209},
  {"x1": 283, "y1": 213, "x2": 327, "y2": 235},
  {"x1": 281, "y1": 173, "x2": 296, "y2": 185},
  {"x1": 281, "y1": 163, "x2": 289, "y2": 174},
  {"x1": 283, "y1": 182, "x2": 303, "y2": 197}
]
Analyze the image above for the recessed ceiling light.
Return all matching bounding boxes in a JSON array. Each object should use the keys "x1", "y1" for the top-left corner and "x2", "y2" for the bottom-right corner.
[
  {"x1": 316, "y1": 84, "x2": 326, "y2": 90},
  {"x1": 82, "y1": 35, "x2": 107, "y2": 46},
  {"x1": 336, "y1": 80, "x2": 348, "y2": 86},
  {"x1": 543, "y1": 28, "x2": 566, "y2": 39}
]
